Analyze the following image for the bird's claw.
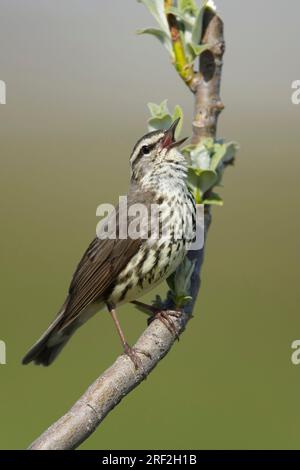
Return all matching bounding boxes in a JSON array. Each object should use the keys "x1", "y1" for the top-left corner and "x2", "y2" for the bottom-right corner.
[
  {"x1": 123, "y1": 343, "x2": 152, "y2": 372},
  {"x1": 147, "y1": 310, "x2": 182, "y2": 340}
]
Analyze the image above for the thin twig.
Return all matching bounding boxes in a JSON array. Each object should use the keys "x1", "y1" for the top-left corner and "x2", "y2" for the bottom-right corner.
[
  {"x1": 166, "y1": 10, "x2": 195, "y2": 87},
  {"x1": 29, "y1": 9, "x2": 225, "y2": 450}
]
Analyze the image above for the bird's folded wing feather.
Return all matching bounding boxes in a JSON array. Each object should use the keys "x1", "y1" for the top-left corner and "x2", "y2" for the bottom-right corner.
[{"x1": 58, "y1": 190, "x2": 155, "y2": 329}]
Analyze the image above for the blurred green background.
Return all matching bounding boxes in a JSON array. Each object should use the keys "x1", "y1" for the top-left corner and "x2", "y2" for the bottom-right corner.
[{"x1": 1, "y1": 0, "x2": 300, "y2": 450}]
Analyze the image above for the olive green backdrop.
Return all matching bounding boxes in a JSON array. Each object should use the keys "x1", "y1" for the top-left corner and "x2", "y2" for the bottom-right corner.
[{"x1": 1, "y1": 0, "x2": 300, "y2": 449}]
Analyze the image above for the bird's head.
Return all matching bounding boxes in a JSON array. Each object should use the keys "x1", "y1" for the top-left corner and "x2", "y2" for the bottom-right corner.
[{"x1": 129, "y1": 119, "x2": 188, "y2": 186}]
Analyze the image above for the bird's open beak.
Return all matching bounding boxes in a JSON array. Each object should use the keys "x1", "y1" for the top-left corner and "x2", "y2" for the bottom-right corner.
[{"x1": 161, "y1": 118, "x2": 188, "y2": 150}]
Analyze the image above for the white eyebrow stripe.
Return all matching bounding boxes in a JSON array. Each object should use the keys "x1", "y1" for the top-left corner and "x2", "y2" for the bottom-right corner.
[{"x1": 130, "y1": 132, "x2": 164, "y2": 164}]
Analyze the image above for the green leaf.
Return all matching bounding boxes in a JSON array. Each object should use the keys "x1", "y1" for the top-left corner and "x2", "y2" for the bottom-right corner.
[
  {"x1": 188, "y1": 166, "x2": 201, "y2": 186},
  {"x1": 147, "y1": 101, "x2": 162, "y2": 117},
  {"x1": 187, "y1": 167, "x2": 202, "y2": 204},
  {"x1": 166, "y1": 274, "x2": 175, "y2": 293},
  {"x1": 137, "y1": 0, "x2": 169, "y2": 33},
  {"x1": 210, "y1": 141, "x2": 238, "y2": 171},
  {"x1": 222, "y1": 141, "x2": 239, "y2": 164},
  {"x1": 167, "y1": 6, "x2": 195, "y2": 61},
  {"x1": 166, "y1": 256, "x2": 196, "y2": 308},
  {"x1": 188, "y1": 167, "x2": 218, "y2": 196},
  {"x1": 167, "y1": 7, "x2": 195, "y2": 28},
  {"x1": 137, "y1": 28, "x2": 173, "y2": 57},
  {"x1": 190, "y1": 145, "x2": 211, "y2": 170},
  {"x1": 148, "y1": 115, "x2": 173, "y2": 132},
  {"x1": 210, "y1": 143, "x2": 227, "y2": 171},
  {"x1": 187, "y1": 168, "x2": 202, "y2": 201},
  {"x1": 147, "y1": 99, "x2": 169, "y2": 118},
  {"x1": 178, "y1": 0, "x2": 198, "y2": 15},
  {"x1": 181, "y1": 143, "x2": 197, "y2": 156},
  {"x1": 175, "y1": 295, "x2": 193, "y2": 308},
  {"x1": 167, "y1": 6, "x2": 190, "y2": 22},
  {"x1": 187, "y1": 42, "x2": 210, "y2": 59},
  {"x1": 202, "y1": 137, "x2": 215, "y2": 150},
  {"x1": 198, "y1": 169, "x2": 218, "y2": 193},
  {"x1": 185, "y1": 136, "x2": 238, "y2": 203},
  {"x1": 203, "y1": 192, "x2": 224, "y2": 206},
  {"x1": 191, "y1": 1, "x2": 209, "y2": 45},
  {"x1": 147, "y1": 101, "x2": 183, "y2": 136}
]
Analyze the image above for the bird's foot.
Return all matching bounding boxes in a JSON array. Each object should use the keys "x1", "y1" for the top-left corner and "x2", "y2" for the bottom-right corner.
[
  {"x1": 123, "y1": 342, "x2": 152, "y2": 371},
  {"x1": 131, "y1": 300, "x2": 158, "y2": 316},
  {"x1": 131, "y1": 300, "x2": 182, "y2": 339},
  {"x1": 147, "y1": 309, "x2": 182, "y2": 340}
]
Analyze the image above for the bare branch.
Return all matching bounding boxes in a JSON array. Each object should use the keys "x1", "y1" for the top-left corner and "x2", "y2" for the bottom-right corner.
[
  {"x1": 29, "y1": 9, "x2": 225, "y2": 451},
  {"x1": 192, "y1": 10, "x2": 225, "y2": 143},
  {"x1": 29, "y1": 312, "x2": 188, "y2": 450}
]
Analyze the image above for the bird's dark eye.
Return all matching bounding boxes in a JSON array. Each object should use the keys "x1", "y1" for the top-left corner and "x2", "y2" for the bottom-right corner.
[{"x1": 141, "y1": 145, "x2": 150, "y2": 155}]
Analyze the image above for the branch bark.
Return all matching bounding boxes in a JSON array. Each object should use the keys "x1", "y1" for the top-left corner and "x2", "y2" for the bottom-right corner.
[{"x1": 29, "y1": 9, "x2": 225, "y2": 450}]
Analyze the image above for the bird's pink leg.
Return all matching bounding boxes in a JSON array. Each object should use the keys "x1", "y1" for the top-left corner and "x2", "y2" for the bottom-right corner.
[
  {"x1": 107, "y1": 303, "x2": 151, "y2": 369},
  {"x1": 131, "y1": 300, "x2": 182, "y2": 340}
]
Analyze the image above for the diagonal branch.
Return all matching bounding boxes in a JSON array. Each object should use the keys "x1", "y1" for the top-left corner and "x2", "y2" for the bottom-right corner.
[{"x1": 29, "y1": 8, "x2": 225, "y2": 450}]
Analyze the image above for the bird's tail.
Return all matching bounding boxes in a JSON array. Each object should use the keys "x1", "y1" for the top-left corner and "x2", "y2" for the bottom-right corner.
[{"x1": 22, "y1": 298, "x2": 77, "y2": 367}]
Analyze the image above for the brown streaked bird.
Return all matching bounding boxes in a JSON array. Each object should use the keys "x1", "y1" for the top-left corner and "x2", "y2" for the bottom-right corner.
[{"x1": 22, "y1": 119, "x2": 196, "y2": 368}]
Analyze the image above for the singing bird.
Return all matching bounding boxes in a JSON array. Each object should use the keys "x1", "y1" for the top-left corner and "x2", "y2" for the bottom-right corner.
[{"x1": 22, "y1": 119, "x2": 196, "y2": 368}]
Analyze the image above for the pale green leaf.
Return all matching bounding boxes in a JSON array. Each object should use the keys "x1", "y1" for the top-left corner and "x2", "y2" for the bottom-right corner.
[
  {"x1": 166, "y1": 273, "x2": 175, "y2": 293},
  {"x1": 191, "y1": 1, "x2": 210, "y2": 45},
  {"x1": 138, "y1": 0, "x2": 169, "y2": 33},
  {"x1": 222, "y1": 141, "x2": 239, "y2": 163},
  {"x1": 188, "y1": 166, "x2": 202, "y2": 183},
  {"x1": 198, "y1": 169, "x2": 218, "y2": 193},
  {"x1": 210, "y1": 141, "x2": 238, "y2": 171},
  {"x1": 157, "y1": 99, "x2": 169, "y2": 116},
  {"x1": 202, "y1": 137, "x2": 215, "y2": 150},
  {"x1": 175, "y1": 295, "x2": 193, "y2": 308},
  {"x1": 167, "y1": 6, "x2": 194, "y2": 26},
  {"x1": 178, "y1": 0, "x2": 198, "y2": 15},
  {"x1": 147, "y1": 101, "x2": 162, "y2": 117},
  {"x1": 137, "y1": 28, "x2": 173, "y2": 57},
  {"x1": 167, "y1": 257, "x2": 196, "y2": 306},
  {"x1": 203, "y1": 192, "x2": 224, "y2": 206},
  {"x1": 187, "y1": 42, "x2": 210, "y2": 59},
  {"x1": 188, "y1": 167, "x2": 218, "y2": 196},
  {"x1": 147, "y1": 99, "x2": 169, "y2": 118},
  {"x1": 190, "y1": 145, "x2": 211, "y2": 170},
  {"x1": 147, "y1": 101, "x2": 183, "y2": 135},
  {"x1": 210, "y1": 143, "x2": 226, "y2": 171},
  {"x1": 148, "y1": 115, "x2": 173, "y2": 132},
  {"x1": 181, "y1": 143, "x2": 197, "y2": 156}
]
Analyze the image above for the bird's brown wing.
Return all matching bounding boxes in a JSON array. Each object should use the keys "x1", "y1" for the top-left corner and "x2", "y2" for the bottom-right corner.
[{"x1": 58, "y1": 190, "x2": 155, "y2": 330}]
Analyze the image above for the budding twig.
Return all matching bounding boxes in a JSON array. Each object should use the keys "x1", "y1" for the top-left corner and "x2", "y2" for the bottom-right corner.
[{"x1": 166, "y1": 9, "x2": 195, "y2": 87}]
